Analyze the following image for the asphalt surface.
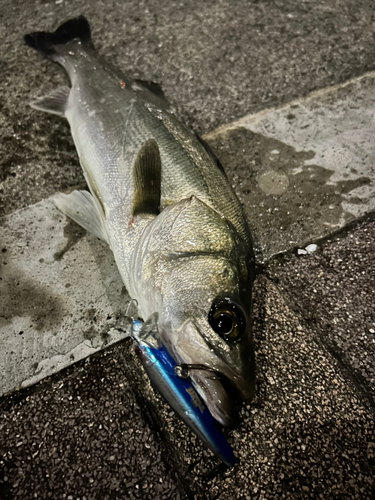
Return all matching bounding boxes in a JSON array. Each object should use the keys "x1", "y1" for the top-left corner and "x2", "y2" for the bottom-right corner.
[
  {"x1": 150, "y1": 274, "x2": 375, "y2": 499},
  {"x1": 1, "y1": 1, "x2": 375, "y2": 499},
  {"x1": 1, "y1": 272, "x2": 373, "y2": 499},
  {"x1": 0, "y1": 342, "x2": 187, "y2": 500},
  {"x1": 268, "y1": 216, "x2": 375, "y2": 406}
]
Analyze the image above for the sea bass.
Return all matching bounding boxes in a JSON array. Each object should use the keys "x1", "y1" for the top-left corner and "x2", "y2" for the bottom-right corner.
[{"x1": 25, "y1": 16, "x2": 255, "y2": 427}]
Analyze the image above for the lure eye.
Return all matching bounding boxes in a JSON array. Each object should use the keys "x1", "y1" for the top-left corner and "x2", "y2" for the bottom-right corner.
[{"x1": 209, "y1": 298, "x2": 245, "y2": 340}]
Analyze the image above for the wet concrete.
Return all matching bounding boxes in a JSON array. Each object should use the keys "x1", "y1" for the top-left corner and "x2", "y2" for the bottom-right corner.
[
  {"x1": 206, "y1": 127, "x2": 356, "y2": 261},
  {"x1": 0, "y1": 200, "x2": 131, "y2": 396},
  {"x1": 205, "y1": 73, "x2": 375, "y2": 261},
  {"x1": 3, "y1": 0, "x2": 375, "y2": 216}
]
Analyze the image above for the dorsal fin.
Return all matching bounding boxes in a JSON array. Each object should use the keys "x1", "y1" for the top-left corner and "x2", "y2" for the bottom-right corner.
[
  {"x1": 132, "y1": 139, "x2": 161, "y2": 216},
  {"x1": 195, "y1": 134, "x2": 228, "y2": 179},
  {"x1": 133, "y1": 79, "x2": 166, "y2": 100}
]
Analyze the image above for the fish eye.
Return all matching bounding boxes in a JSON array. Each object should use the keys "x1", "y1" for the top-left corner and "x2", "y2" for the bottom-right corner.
[
  {"x1": 209, "y1": 298, "x2": 245, "y2": 340},
  {"x1": 212, "y1": 310, "x2": 239, "y2": 337}
]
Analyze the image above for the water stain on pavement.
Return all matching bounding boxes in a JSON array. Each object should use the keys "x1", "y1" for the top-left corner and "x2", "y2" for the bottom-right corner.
[
  {"x1": 0, "y1": 263, "x2": 66, "y2": 332},
  {"x1": 53, "y1": 218, "x2": 86, "y2": 261},
  {"x1": 207, "y1": 128, "x2": 370, "y2": 260},
  {"x1": 257, "y1": 170, "x2": 290, "y2": 195}
]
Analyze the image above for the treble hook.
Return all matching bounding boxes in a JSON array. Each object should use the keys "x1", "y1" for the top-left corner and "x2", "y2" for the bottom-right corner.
[{"x1": 125, "y1": 298, "x2": 139, "y2": 320}]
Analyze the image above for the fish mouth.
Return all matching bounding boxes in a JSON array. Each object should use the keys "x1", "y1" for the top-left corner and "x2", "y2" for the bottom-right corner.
[
  {"x1": 167, "y1": 320, "x2": 256, "y2": 427},
  {"x1": 189, "y1": 369, "x2": 241, "y2": 428},
  {"x1": 189, "y1": 363, "x2": 256, "y2": 427},
  {"x1": 174, "y1": 360, "x2": 255, "y2": 428}
]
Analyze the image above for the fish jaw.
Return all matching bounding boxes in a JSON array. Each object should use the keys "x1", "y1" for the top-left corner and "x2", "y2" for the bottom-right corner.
[
  {"x1": 163, "y1": 319, "x2": 256, "y2": 428},
  {"x1": 190, "y1": 371, "x2": 241, "y2": 428}
]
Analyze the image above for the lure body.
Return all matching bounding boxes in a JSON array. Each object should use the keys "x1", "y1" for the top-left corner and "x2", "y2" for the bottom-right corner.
[{"x1": 131, "y1": 319, "x2": 236, "y2": 466}]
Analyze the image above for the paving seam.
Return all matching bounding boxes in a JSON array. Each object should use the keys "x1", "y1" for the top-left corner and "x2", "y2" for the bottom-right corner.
[
  {"x1": 0, "y1": 338, "x2": 192, "y2": 500},
  {"x1": 116, "y1": 340, "x2": 201, "y2": 500},
  {"x1": 116, "y1": 335, "x2": 237, "y2": 499},
  {"x1": 203, "y1": 69, "x2": 375, "y2": 140}
]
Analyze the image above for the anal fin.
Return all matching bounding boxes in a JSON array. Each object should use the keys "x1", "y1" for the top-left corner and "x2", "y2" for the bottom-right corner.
[
  {"x1": 54, "y1": 190, "x2": 109, "y2": 245},
  {"x1": 30, "y1": 86, "x2": 70, "y2": 117}
]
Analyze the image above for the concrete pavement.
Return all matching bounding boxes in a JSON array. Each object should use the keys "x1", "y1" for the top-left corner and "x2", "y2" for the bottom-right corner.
[
  {"x1": 0, "y1": 200, "x2": 132, "y2": 396},
  {"x1": 205, "y1": 73, "x2": 375, "y2": 261}
]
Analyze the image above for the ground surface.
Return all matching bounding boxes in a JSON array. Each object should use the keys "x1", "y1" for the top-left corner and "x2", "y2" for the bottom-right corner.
[{"x1": 1, "y1": 1, "x2": 375, "y2": 499}]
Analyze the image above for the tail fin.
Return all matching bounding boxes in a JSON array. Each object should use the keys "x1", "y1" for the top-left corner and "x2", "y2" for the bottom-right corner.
[{"x1": 24, "y1": 16, "x2": 91, "y2": 56}]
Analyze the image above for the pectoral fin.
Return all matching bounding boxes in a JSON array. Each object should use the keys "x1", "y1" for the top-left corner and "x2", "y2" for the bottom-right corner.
[
  {"x1": 30, "y1": 86, "x2": 70, "y2": 117},
  {"x1": 54, "y1": 190, "x2": 109, "y2": 245},
  {"x1": 132, "y1": 139, "x2": 161, "y2": 216}
]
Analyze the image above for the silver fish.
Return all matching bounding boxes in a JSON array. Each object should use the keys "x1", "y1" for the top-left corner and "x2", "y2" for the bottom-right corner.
[{"x1": 25, "y1": 16, "x2": 255, "y2": 427}]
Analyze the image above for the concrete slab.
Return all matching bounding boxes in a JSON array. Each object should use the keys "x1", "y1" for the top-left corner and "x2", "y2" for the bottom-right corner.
[
  {"x1": 0, "y1": 199, "x2": 131, "y2": 396},
  {"x1": 206, "y1": 73, "x2": 375, "y2": 261},
  {"x1": 268, "y1": 216, "x2": 375, "y2": 405}
]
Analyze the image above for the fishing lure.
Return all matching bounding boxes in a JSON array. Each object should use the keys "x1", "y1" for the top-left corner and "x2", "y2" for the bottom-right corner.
[{"x1": 131, "y1": 317, "x2": 236, "y2": 467}]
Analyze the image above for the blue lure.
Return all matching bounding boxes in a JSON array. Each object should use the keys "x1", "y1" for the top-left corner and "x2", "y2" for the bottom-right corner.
[{"x1": 131, "y1": 318, "x2": 236, "y2": 467}]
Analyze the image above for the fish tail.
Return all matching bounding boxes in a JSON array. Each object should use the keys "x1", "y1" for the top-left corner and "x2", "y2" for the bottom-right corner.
[{"x1": 24, "y1": 15, "x2": 91, "y2": 57}]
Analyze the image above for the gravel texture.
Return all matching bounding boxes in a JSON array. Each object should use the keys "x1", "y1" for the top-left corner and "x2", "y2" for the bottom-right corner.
[
  {"x1": 0, "y1": 341, "x2": 187, "y2": 500},
  {"x1": 268, "y1": 215, "x2": 375, "y2": 406},
  {"x1": 135, "y1": 277, "x2": 375, "y2": 499},
  {"x1": 2, "y1": 277, "x2": 373, "y2": 499}
]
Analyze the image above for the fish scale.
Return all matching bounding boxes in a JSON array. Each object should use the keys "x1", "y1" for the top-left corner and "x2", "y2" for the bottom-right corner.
[
  {"x1": 68, "y1": 44, "x2": 244, "y2": 233},
  {"x1": 73, "y1": 81, "x2": 210, "y2": 212}
]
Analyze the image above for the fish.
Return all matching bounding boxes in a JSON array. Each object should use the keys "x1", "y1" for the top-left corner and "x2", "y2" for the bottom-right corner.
[
  {"x1": 24, "y1": 16, "x2": 256, "y2": 428},
  {"x1": 131, "y1": 317, "x2": 236, "y2": 466}
]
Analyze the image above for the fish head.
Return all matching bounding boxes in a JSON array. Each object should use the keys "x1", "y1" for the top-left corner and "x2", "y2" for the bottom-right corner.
[
  {"x1": 133, "y1": 195, "x2": 255, "y2": 427},
  {"x1": 160, "y1": 259, "x2": 255, "y2": 428}
]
